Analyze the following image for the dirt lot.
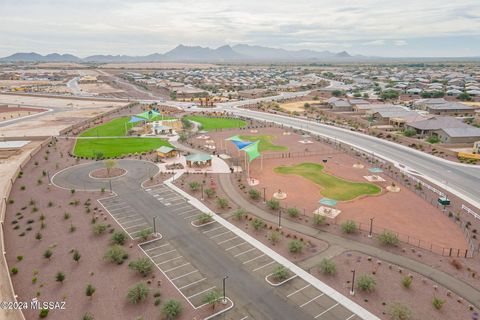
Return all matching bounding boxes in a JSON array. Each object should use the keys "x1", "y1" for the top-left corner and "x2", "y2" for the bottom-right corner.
[
  {"x1": 314, "y1": 251, "x2": 475, "y2": 320},
  {"x1": 78, "y1": 82, "x2": 124, "y2": 95},
  {"x1": 279, "y1": 100, "x2": 323, "y2": 113},
  {"x1": 203, "y1": 127, "x2": 469, "y2": 252}
]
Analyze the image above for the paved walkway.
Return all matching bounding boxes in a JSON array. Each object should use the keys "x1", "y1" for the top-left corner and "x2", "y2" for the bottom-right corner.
[{"x1": 218, "y1": 173, "x2": 480, "y2": 309}]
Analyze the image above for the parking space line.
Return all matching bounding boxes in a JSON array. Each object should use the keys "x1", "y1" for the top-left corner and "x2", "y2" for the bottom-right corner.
[
  {"x1": 118, "y1": 217, "x2": 144, "y2": 223},
  {"x1": 252, "y1": 261, "x2": 275, "y2": 272},
  {"x1": 217, "y1": 236, "x2": 238, "y2": 245},
  {"x1": 150, "y1": 249, "x2": 177, "y2": 258},
  {"x1": 203, "y1": 226, "x2": 223, "y2": 234},
  {"x1": 314, "y1": 303, "x2": 339, "y2": 319},
  {"x1": 115, "y1": 214, "x2": 137, "y2": 221},
  {"x1": 178, "y1": 278, "x2": 207, "y2": 290},
  {"x1": 157, "y1": 256, "x2": 184, "y2": 265},
  {"x1": 242, "y1": 254, "x2": 265, "y2": 264},
  {"x1": 104, "y1": 203, "x2": 127, "y2": 208},
  {"x1": 239, "y1": 317, "x2": 248, "y2": 320},
  {"x1": 287, "y1": 284, "x2": 311, "y2": 297},
  {"x1": 345, "y1": 314, "x2": 356, "y2": 320},
  {"x1": 225, "y1": 242, "x2": 247, "y2": 251},
  {"x1": 164, "y1": 263, "x2": 190, "y2": 273},
  {"x1": 171, "y1": 270, "x2": 198, "y2": 281},
  {"x1": 177, "y1": 208, "x2": 198, "y2": 216},
  {"x1": 234, "y1": 247, "x2": 256, "y2": 257},
  {"x1": 210, "y1": 230, "x2": 231, "y2": 239},
  {"x1": 144, "y1": 243, "x2": 170, "y2": 252},
  {"x1": 172, "y1": 205, "x2": 192, "y2": 212},
  {"x1": 108, "y1": 206, "x2": 130, "y2": 212},
  {"x1": 187, "y1": 286, "x2": 216, "y2": 299},
  {"x1": 183, "y1": 213, "x2": 201, "y2": 220},
  {"x1": 125, "y1": 223, "x2": 148, "y2": 230},
  {"x1": 299, "y1": 293, "x2": 324, "y2": 307}
]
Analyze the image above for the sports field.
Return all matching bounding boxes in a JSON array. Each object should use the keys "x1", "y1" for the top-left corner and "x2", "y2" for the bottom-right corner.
[
  {"x1": 274, "y1": 163, "x2": 381, "y2": 201},
  {"x1": 74, "y1": 137, "x2": 172, "y2": 158},
  {"x1": 240, "y1": 135, "x2": 288, "y2": 152},
  {"x1": 185, "y1": 116, "x2": 246, "y2": 131}
]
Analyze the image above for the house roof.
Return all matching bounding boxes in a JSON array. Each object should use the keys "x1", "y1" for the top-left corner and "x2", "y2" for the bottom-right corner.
[
  {"x1": 157, "y1": 146, "x2": 174, "y2": 153},
  {"x1": 437, "y1": 127, "x2": 480, "y2": 138},
  {"x1": 425, "y1": 102, "x2": 473, "y2": 111},
  {"x1": 407, "y1": 116, "x2": 469, "y2": 130},
  {"x1": 331, "y1": 100, "x2": 351, "y2": 108},
  {"x1": 349, "y1": 99, "x2": 369, "y2": 105}
]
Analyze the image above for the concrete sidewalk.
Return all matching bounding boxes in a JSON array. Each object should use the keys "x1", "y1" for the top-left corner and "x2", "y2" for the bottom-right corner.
[{"x1": 218, "y1": 173, "x2": 480, "y2": 309}]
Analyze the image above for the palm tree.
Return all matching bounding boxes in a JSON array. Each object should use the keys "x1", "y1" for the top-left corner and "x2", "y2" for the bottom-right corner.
[{"x1": 202, "y1": 290, "x2": 221, "y2": 312}]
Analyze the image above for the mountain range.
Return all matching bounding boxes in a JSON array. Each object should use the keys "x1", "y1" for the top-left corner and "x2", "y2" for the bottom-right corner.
[{"x1": 0, "y1": 44, "x2": 355, "y2": 63}]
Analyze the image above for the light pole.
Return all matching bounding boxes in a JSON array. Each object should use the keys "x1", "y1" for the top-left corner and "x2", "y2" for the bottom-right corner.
[
  {"x1": 263, "y1": 187, "x2": 266, "y2": 203},
  {"x1": 201, "y1": 184, "x2": 204, "y2": 200},
  {"x1": 368, "y1": 217, "x2": 374, "y2": 238},
  {"x1": 109, "y1": 180, "x2": 112, "y2": 192},
  {"x1": 278, "y1": 207, "x2": 282, "y2": 229},
  {"x1": 222, "y1": 275, "x2": 229, "y2": 304},
  {"x1": 153, "y1": 216, "x2": 157, "y2": 235},
  {"x1": 350, "y1": 269, "x2": 356, "y2": 296}
]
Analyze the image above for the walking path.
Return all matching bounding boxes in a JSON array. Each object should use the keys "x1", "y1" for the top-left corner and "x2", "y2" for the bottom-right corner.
[{"x1": 218, "y1": 173, "x2": 480, "y2": 309}]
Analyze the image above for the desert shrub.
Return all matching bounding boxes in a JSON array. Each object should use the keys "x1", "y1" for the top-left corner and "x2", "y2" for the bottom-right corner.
[
  {"x1": 127, "y1": 282, "x2": 149, "y2": 304},
  {"x1": 287, "y1": 207, "x2": 299, "y2": 218},
  {"x1": 388, "y1": 303, "x2": 412, "y2": 320},
  {"x1": 272, "y1": 266, "x2": 289, "y2": 281},
  {"x1": 402, "y1": 276, "x2": 412, "y2": 289},
  {"x1": 268, "y1": 231, "x2": 281, "y2": 244},
  {"x1": 197, "y1": 213, "x2": 213, "y2": 224},
  {"x1": 204, "y1": 188, "x2": 216, "y2": 198},
  {"x1": 313, "y1": 214, "x2": 326, "y2": 225},
  {"x1": 104, "y1": 245, "x2": 128, "y2": 265},
  {"x1": 216, "y1": 197, "x2": 229, "y2": 209},
  {"x1": 39, "y1": 309, "x2": 49, "y2": 318},
  {"x1": 233, "y1": 208, "x2": 247, "y2": 220},
  {"x1": 136, "y1": 228, "x2": 152, "y2": 241},
  {"x1": 251, "y1": 218, "x2": 265, "y2": 231},
  {"x1": 318, "y1": 259, "x2": 336, "y2": 275},
  {"x1": 340, "y1": 220, "x2": 357, "y2": 234},
  {"x1": 92, "y1": 224, "x2": 108, "y2": 235},
  {"x1": 288, "y1": 240, "x2": 303, "y2": 253},
  {"x1": 85, "y1": 284, "x2": 96, "y2": 297},
  {"x1": 249, "y1": 189, "x2": 261, "y2": 200},
  {"x1": 188, "y1": 182, "x2": 200, "y2": 191},
  {"x1": 162, "y1": 299, "x2": 182, "y2": 320},
  {"x1": 266, "y1": 199, "x2": 280, "y2": 210},
  {"x1": 10, "y1": 267, "x2": 18, "y2": 275},
  {"x1": 378, "y1": 231, "x2": 399, "y2": 246},
  {"x1": 111, "y1": 231, "x2": 128, "y2": 245},
  {"x1": 128, "y1": 258, "x2": 154, "y2": 277},
  {"x1": 432, "y1": 297, "x2": 445, "y2": 310},
  {"x1": 357, "y1": 275, "x2": 376, "y2": 292}
]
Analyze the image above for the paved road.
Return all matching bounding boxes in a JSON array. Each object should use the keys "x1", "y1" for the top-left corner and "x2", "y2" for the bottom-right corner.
[
  {"x1": 51, "y1": 160, "x2": 320, "y2": 320},
  {"x1": 217, "y1": 173, "x2": 480, "y2": 309}
]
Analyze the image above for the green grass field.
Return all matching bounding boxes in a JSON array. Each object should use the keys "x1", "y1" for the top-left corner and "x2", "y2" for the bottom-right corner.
[
  {"x1": 80, "y1": 115, "x2": 176, "y2": 137},
  {"x1": 240, "y1": 135, "x2": 288, "y2": 152},
  {"x1": 73, "y1": 138, "x2": 172, "y2": 158},
  {"x1": 185, "y1": 116, "x2": 246, "y2": 131},
  {"x1": 274, "y1": 163, "x2": 381, "y2": 201}
]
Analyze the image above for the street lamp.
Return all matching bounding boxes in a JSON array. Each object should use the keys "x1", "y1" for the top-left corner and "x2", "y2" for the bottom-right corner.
[
  {"x1": 350, "y1": 269, "x2": 356, "y2": 296},
  {"x1": 201, "y1": 184, "x2": 204, "y2": 200},
  {"x1": 278, "y1": 207, "x2": 282, "y2": 229},
  {"x1": 153, "y1": 216, "x2": 157, "y2": 235},
  {"x1": 263, "y1": 187, "x2": 266, "y2": 203},
  {"x1": 109, "y1": 180, "x2": 112, "y2": 192},
  {"x1": 368, "y1": 217, "x2": 374, "y2": 238},
  {"x1": 222, "y1": 275, "x2": 229, "y2": 304}
]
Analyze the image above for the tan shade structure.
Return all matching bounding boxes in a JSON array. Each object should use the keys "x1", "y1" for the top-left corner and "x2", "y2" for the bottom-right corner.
[
  {"x1": 156, "y1": 146, "x2": 177, "y2": 158},
  {"x1": 185, "y1": 153, "x2": 212, "y2": 168}
]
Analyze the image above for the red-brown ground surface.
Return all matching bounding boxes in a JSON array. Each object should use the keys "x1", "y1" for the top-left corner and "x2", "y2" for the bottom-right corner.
[
  {"x1": 90, "y1": 167, "x2": 126, "y2": 178},
  {"x1": 313, "y1": 251, "x2": 475, "y2": 320},
  {"x1": 204, "y1": 127, "x2": 468, "y2": 251},
  {"x1": 3, "y1": 138, "x2": 213, "y2": 320}
]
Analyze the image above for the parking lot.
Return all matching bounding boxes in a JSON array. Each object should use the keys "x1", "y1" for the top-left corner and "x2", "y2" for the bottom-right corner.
[{"x1": 98, "y1": 195, "x2": 152, "y2": 239}]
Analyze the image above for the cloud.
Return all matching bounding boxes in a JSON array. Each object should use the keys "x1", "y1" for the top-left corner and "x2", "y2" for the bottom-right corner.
[
  {"x1": 393, "y1": 40, "x2": 408, "y2": 46},
  {"x1": 362, "y1": 40, "x2": 386, "y2": 46}
]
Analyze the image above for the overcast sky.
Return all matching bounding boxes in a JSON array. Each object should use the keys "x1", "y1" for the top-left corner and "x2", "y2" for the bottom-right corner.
[{"x1": 1, "y1": 0, "x2": 479, "y2": 57}]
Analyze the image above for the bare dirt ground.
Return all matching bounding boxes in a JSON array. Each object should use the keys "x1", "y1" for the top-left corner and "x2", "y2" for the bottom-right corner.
[
  {"x1": 202, "y1": 127, "x2": 468, "y2": 251},
  {"x1": 78, "y1": 82, "x2": 124, "y2": 95},
  {"x1": 89, "y1": 167, "x2": 126, "y2": 179},
  {"x1": 279, "y1": 100, "x2": 323, "y2": 113},
  {"x1": 3, "y1": 138, "x2": 214, "y2": 320},
  {"x1": 314, "y1": 251, "x2": 475, "y2": 320}
]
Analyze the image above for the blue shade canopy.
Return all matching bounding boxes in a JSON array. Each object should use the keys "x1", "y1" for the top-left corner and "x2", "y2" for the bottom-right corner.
[
  {"x1": 129, "y1": 116, "x2": 144, "y2": 123},
  {"x1": 232, "y1": 140, "x2": 253, "y2": 150},
  {"x1": 368, "y1": 167, "x2": 384, "y2": 173},
  {"x1": 242, "y1": 140, "x2": 260, "y2": 162},
  {"x1": 319, "y1": 198, "x2": 337, "y2": 206}
]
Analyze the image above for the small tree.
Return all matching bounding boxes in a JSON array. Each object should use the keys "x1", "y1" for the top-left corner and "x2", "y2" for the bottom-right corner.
[
  {"x1": 204, "y1": 188, "x2": 216, "y2": 198},
  {"x1": 388, "y1": 302, "x2": 412, "y2": 320},
  {"x1": 188, "y1": 181, "x2": 200, "y2": 191},
  {"x1": 128, "y1": 258, "x2": 154, "y2": 277},
  {"x1": 202, "y1": 290, "x2": 221, "y2": 311},
  {"x1": 378, "y1": 231, "x2": 399, "y2": 246},
  {"x1": 162, "y1": 300, "x2": 182, "y2": 320},
  {"x1": 249, "y1": 189, "x2": 261, "y2": 200},
  {"x1": 73, "y1": 250, "x2": 81, "y2": 263},
  {"x1": 197, "y1": 213, "x2": 213, "y2": 224},
  {"x1": 127, "y1": 282, "x2": 150, "y2": 304},
  {"x1": 432, "y1": 297, "x2": 445, "y2": 310},
  {"x1": 340, "y1": 220, "x2": 357, "y2": 234},
  {"x1": 313, "y1": 214, "x2": 326, "y2": 225},
  {"x1": 266, "y1": 199, "x2": 280, "y2": 210},
  {"x1": 104, "y1": 159, "x2": 116, "y2": 175},
  {"x1": 288, "y1": 240, "x2": 303, "y2": 253},
  {"x1": 287, "y1": 207, "x2": 299, "y2": 218},
  {"x1": 251, "y1": 218, "x2": 265, "y2": 231},
  {"x1": 233, "y1": 208, "x2": 246, "y2": 220},
  {"x1": 357, "y1": 275, "x2": 376, "y2": 292},
  {"x1": 216, "y1": 197, "x2": 229, "y2": 209},
  {"x1": 104, "y1": 245, "x2": 128, "y2": 265},
  {"x1": 85, "y1": 284, "x2": 96, "y2": 298},
  {"x1": 55, "y1": 271, "x2": 65, "y2": 283},
  {"x1": 402, "y1": 276, "x2": 413, "y2": 289},
  {"x1": 136, "y1": 228, "x2": 152, "y2": 241},
  {"x1": 111, "y1": 231, "x2": 128, "y2": 245},
  {"x1": 92, "y1": 224, "x2": 108, "y2": 235},
  {"x1": 272, "y1": 266, "x2": 289, "y2": 281},
  {"x1": 268, "y1": 231, "x2": 281, "y2": 245},
  {"x1": 318, "y1": 259, "x2": 336, "y2": 275}
]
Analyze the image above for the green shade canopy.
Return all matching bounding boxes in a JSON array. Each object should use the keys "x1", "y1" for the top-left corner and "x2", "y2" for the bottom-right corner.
[
  {"x1": 136, "y1": 110, "x2": 160, "y2": 120},
  {"x1": 225, "y1": 135, "x2": 243, "y2": 142},
  {"x1": 185, "y1": 153, "x2": 212, "y2": 162},
  {"x1": 242, "y1": 140, "x2": 260, "y2": 162}
]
